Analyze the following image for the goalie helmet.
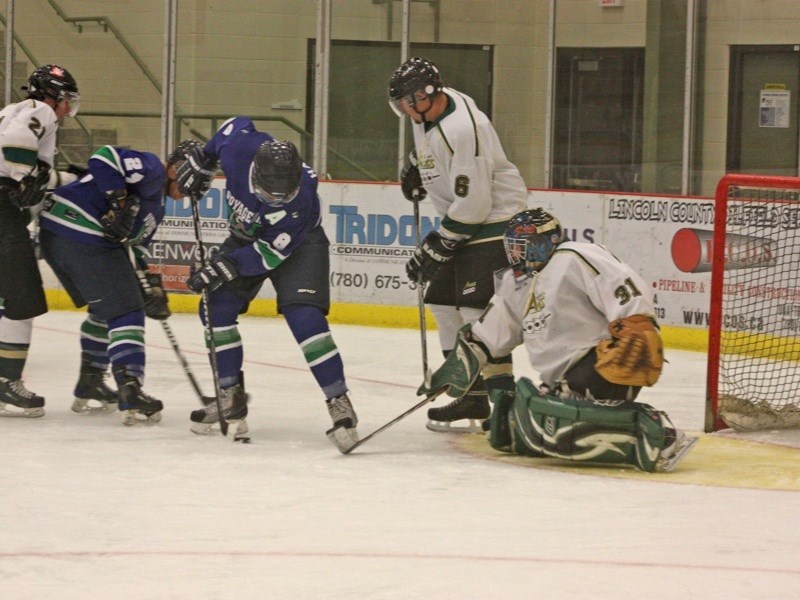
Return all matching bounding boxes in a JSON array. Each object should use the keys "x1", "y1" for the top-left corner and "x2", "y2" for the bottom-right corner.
[
  {"x1": 504, "y1": 208, "x2": 565, "y2": 276},
  {"x1": 251, "y1": 140, "x2": 303, "y2": 206},
  {"x1": 388, "y1": 57, "x2": 444, "y2": 118},
  {"x1": 23, "y1": 64, "x2": 80, "y2": 116}
]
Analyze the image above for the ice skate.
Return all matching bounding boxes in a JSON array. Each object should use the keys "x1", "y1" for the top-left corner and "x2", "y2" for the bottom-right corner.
[
  {"x1": 325, "y1": 393, "x2": 359, "y2": 446},
  {"x1": 72, "y1": 364, "x2": 117, "y2": 414},
  {"x1": 656, "y1": 429, "x2": 699, "y2": 473},
  {"x1": 115, "y1": 374, "x2": 163, "y2": 425},
  {"x1": 0, "y1": 377, "x2": 45, "y2": 418},
  {"x1": 426, "y1": 392, "x2": 490, "y2": 433},
  {"x1": 190, "y1": 384, "x2": 249, "y2": 438}
]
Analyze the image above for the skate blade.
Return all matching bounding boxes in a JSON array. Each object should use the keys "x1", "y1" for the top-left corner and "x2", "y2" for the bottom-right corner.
[
  {"x1": 122, "y1": 410, "x2": 162, "y2": 426},
  {"x1": 0, "y1": 403, "x2": 45, "y2": 418},
  {"x1": 190, "y1": 418, "x2": 249, "y2": 439},
  {"x1": 72, "y1": 398, "x2": 117, "y2": 415},
  {"x1": 326, "y1": 424, "x2": 360, "y2": 453},
  {"x1": 658, "y1": 436, "x2": 699, "y2": 473},
  {"x1": 426, "y1": 418, "x2": 485, "y2": 434}
]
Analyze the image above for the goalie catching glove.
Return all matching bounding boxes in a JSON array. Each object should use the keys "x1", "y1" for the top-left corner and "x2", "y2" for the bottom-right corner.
[
  {"x1": 406, "y1": 231, "x2": 461, "y2": 284},
  {"x1": 595, "y1": 315, "x2": 663, "y2": 387},
  {"x1": 417, "y1": 324, "x2": 489, "y2": 399}
]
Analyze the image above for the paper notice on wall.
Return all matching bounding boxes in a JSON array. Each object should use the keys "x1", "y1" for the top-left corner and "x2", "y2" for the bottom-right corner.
[{"x1": 759, "y1": 90, "x2": 791, "y2": 128}]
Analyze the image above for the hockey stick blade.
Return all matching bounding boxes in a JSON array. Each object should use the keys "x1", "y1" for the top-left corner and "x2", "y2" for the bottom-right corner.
[{"x1": 332, "y1": 391, "x2": 443, "y2": 455}]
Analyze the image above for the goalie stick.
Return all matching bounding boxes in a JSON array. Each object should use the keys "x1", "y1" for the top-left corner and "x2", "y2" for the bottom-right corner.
[{"x1": 330, "y1": 390, "x2": 444, "y2": 454}]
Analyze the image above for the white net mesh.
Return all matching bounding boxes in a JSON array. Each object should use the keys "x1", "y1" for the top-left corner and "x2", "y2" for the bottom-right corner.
[{"x1": 717, "y1": 184, "x2": 800, "y2": 430}]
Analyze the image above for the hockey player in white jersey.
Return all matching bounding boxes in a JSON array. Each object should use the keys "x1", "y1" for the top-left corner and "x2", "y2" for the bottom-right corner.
[
  {"x1": 0, "y1": 65, "x2": 82, "y2": 417},
  {"x1": 418, "y1": 208, "x2": 698, "y2": 472},
  {"x1": 388, "y1": 57, "x2": 526, "y2": 432}
]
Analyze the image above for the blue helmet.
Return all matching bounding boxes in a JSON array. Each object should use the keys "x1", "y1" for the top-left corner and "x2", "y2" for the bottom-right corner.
[{"x1": 504, "y1": 209, "x2": 564, "y2": 276}]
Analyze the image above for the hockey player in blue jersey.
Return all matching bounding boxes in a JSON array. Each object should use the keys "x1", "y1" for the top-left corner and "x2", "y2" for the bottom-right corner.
[
  {"x1": 172, "y1": 117, "x2": 359, "y2": 445},
  {"x1": 39, "y1": 145, "x2": 185, "y2": 424}
]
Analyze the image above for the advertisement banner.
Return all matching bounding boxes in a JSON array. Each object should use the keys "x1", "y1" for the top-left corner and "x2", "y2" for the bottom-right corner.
[{"x1": 41, "y1": 179, "x2": 722, "y2": 330}]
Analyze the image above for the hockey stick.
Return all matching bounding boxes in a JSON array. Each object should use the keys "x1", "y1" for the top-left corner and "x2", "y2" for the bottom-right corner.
[
  {"x1": 412, "y1": 199, "x2": 432, "y2": 386},
  {"x1": 189, "y1": 196, "x2": 229, "y2": 436},
  {"x1": 331, "y1": 390, "x2": 444, "y2": 455},
  {"x1": 126, "y1": 245, "x2": 209, "y2": 403}
]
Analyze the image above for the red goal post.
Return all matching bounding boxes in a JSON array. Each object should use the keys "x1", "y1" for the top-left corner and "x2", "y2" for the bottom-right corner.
[{"x1": 706, "y1": 174, "x2": 800, "y2": 432}]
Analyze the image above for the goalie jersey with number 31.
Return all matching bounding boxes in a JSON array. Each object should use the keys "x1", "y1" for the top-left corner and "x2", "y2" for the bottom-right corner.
[{"x1": 474, "y1": 241, "x2": 656, "y2": 390}]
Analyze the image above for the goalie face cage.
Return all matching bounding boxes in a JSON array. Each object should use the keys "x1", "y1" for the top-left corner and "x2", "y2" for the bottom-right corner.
[{"x1": 706, "y1": 174, "x2": 800, "y2": 432}]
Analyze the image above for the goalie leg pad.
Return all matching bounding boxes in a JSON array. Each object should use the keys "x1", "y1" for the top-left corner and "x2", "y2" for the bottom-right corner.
[
  {"x1": 511, "y1": 377, "x2": 640, "y2": 466},
  {"x1": 487, "y1": 387, "x2": 515, "y2": 452}
]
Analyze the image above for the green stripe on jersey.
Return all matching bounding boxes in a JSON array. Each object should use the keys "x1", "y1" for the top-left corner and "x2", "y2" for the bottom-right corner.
[
  {"x1": 255, "y1": 239, "x2": 286, "y2": 270},
  {"x1": 90, "y1": 145, "x2": 124, "y2": 175},
  {"x1": 44, "y1": 198, "x2": 105, "y2": 236},
  {"x1": 2, "y1": 146, "x2": 38, "y2": 167}
]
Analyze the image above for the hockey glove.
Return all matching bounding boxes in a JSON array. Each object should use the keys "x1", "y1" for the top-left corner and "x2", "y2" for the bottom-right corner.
[
  {"x1": 406, "y1": 230, "x2": 461, "y2": 284},
  {"x1": 140, "y1": 272, "x2": 171, "y2": 320},
  {"x1": 8, "y1": 164, "x2": 51, "y2": 209},
  {"x1": 186, "y1": 252, "x2": 238, "y2": 293},
  {"x1": 400, "y1": 150, "x2": 427, "y2": 202},
  {"x1": 66, "y1": 163, "x2": 89, "y2": 178},
  {"x1": 595, "y1": 315, "x2": 664, "y2": 387},
  {"x1": 100, "y1": 190, "x2": 141, "y2": 243},
  {"x1": 174, "y1": 142, "x2": 218, "y2": 199},
  {"x1": 418, "y1": 324, "x2": 488, "y2": 399}
]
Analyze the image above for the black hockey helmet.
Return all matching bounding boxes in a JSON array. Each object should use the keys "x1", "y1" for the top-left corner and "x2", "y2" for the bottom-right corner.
[
  {"x1": 251, "y1": 140, "x2": 303, "y2": 206},
  {"x1": 504, "y1": 208, "x2": 565, "y2": 276},
  {"x1": 23, "y1": 64, "x2": 80, "y2": 116},
  {"x1": 388, "y1": 57, "x2": 444, "y2": 117}
]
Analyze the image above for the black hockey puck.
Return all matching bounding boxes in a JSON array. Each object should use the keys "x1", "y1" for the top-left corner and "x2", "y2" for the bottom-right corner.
[{"x1": 234, "y1": 436, "x2": 251, "y2": 444}]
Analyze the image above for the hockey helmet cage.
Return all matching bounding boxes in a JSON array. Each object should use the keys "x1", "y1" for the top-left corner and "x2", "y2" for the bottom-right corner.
[
  {"x1": 504, "y1": 208, "x2": 565, "y2": 276},
  {"x1": 251, "y1": 140, "x2": 303, "y2": 206},
  {"x1": 24, "y1": 64, "x2": 80, "y2": 116},
  {"x1": 388, "y1": 57, "x2": 444, "y2": 117}
]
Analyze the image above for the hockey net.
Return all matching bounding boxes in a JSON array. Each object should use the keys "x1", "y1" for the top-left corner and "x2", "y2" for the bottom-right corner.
[{"x1": 706, "y1": 174, "x2": 800, "y2": 432}]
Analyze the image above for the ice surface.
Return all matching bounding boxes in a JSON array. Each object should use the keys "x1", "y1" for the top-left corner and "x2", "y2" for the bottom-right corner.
[{"x1": 1, "y1": 310, "x2": 798, "y2": 599}]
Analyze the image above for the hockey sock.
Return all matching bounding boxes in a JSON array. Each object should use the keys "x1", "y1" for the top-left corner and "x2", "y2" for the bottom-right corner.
[
  {"x1": 80, "y1": 314, "x2": 111, "y2": 371},
  {"x1": 283, "y1": 304, "x2": 347, "y2": 398},
  {"x1": 107, "y1": 310, "x2": 146, "y2": 383},
  {"x1": 0, "y1": 317, "x2": 33, "y2": 380},
  {"x1": 203, "y1": 323, "x2": 243, "y2": 389}
]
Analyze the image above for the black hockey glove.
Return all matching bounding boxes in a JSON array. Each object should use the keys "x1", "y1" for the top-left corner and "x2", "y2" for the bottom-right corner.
[
  {"x1": 400, "y1": 150, "x2": 426, "y2": 202},
  {"x1": 406, "y1": 231, "x2": 461, "y2": 284},
  {"x1": 100, "y1": 190, "x2": 141, "y2": 243},
  {"x1": 187, "y1": 252, "x2": 238, "y2": 293},
  {"x1": 173, "y1": 141, "x2": 218, "y2": 199},
  {"x1": 8, "y1": 164, "x2": 51, "y2": 209},
  {"x1": 66, "y1": 163, "x2": 89, "y2": 178},
  {"x1": 140, "y1": 272, "x2": 171, "y2": 320}
]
